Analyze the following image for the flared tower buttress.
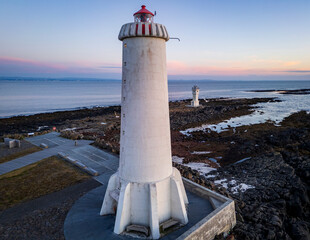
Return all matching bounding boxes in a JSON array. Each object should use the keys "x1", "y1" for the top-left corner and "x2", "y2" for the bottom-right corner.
[{"x1": 100, "y1": 5, "x2": 189, "y2": 239}]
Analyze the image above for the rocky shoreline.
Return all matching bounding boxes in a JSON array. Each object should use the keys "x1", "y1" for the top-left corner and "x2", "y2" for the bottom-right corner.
[
  {"x1": 1, "y1": 97, "x2": 309, "y2": 239},
  {"x1": 249, "y1": 88, "x2": 310, "y2": 95}
]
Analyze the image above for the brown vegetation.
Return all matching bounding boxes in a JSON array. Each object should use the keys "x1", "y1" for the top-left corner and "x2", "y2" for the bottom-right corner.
[{"x1": 0, "y1": 156, "x2": 90, "y2": 210}]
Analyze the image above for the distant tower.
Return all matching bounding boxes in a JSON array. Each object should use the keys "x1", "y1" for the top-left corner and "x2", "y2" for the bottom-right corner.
[
  {"x1": 100, "y1": 5, "x2": 188, "y2": 239},
  {"x1": 191, "y1": 85, "x2": 200, "y2": 107}
]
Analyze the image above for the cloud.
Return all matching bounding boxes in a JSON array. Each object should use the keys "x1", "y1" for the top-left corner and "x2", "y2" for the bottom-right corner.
[
  {"x1": 277, "y1": 70, "x2": 310, "y2": 73},
  {"x1": 282, "y1": 61, "x2": 301, "y2": 67},
  {"x1": 0, "y1": 56, "x2": 122, "y2": 77},
  {"x1": 1, "y1": 56, "x2": 309, "y2": 80},
  {"x1": 99, "y1": 66, "x2": 121, "y2": 69}
]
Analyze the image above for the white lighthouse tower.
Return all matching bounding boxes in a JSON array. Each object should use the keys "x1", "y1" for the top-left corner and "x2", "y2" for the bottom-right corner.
[
  {"x1": 100, "y1": 5, "x2": 188, "y2": 239},
  {"x1": 191, "y1": 85, "x2": 200, "y2": 107}
]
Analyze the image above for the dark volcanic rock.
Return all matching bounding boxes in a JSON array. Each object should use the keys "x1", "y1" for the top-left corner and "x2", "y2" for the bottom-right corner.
[
  {"x1": 174, "y1": 111, "x2": 310, "y2": 239},
  {"x1": 214, "y1": 154, "x2": 309, "y2": 239},
  {"x1": 0, "y1": 106, "x2": 121, "y2": 135}
]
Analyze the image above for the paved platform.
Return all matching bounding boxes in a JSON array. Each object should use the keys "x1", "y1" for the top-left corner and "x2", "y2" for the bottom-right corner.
[
  {"x1": 60, "y1": 145, "x2": 119, "y2": 175},
  {"x1": 0, "y1": 132, "x2": 93, "y2": 175},
  {"x1": 64, "y1": 179, "x2": 214, "y2": 240}
]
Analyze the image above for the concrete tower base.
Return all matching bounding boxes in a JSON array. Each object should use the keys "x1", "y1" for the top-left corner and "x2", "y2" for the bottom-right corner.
[
  {"x1": 191, "y1": 100, "x2": 200, "y2": 107},
  {"x1": 100, "y1": 168, "x2": 188, "y2": 239}
]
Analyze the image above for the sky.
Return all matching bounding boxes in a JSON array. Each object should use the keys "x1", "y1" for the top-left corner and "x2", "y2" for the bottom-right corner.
[{"x1": 0, "y1": 0, "x2": 309, "y2": 80}]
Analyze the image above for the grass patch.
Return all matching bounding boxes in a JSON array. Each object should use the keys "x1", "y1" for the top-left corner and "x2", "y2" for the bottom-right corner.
[
  {"x1": 0, "y1": 156, "x2": 90, "y2": 211},
  {"x1": 0, "y1": 146, "x2": 42, "y2": 164}
]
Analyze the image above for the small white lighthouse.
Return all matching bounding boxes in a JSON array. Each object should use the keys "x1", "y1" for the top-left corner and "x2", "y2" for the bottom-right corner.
[
  {"x1": 100, "y1": 5, "x2": 188, "y2": 239},
  {"x1": 191, "y1": 85, "x2": 200, "y2": 107}
]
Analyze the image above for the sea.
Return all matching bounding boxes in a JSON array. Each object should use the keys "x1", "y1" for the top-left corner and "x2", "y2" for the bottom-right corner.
[{"x1": 0, "y1": 79, "x2": 310, "y2": 127}]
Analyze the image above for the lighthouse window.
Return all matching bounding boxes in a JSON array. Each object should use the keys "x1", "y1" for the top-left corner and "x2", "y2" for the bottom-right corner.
[
  {"x1": 123, "y1": 114, "x2": 125, "y2": 118},
  {"x1": 134, "y1": 5, "x2": 154, "y2": 23},
  {"x1": 123, "y1": 97, "x2": 125, "y2": 101},
  {"x1": 124, "y1": 62, "x2": 126, "y2": 66},
  {"x1": 122, "y1": 131, "x2": 125, "y2": 135},
  {"x1": 124, "y1": 43, "x2": 127, "y2": 48},
  {"x1": 123, "y1": 79, "x2": 126, "y2": 84}
]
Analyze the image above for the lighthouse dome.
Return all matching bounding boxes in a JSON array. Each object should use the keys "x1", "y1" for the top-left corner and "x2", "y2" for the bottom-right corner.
[
  {"x1": 133, "y1": 5, "x2": 154, "y2": 23},
  {"x1": 119, "y1": 5, "x2": 169, "y2": 41}
]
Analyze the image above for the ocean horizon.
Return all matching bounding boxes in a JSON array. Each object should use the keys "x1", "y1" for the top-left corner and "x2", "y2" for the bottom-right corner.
[{"x1": 0, "y1": 78, "x2": 310, "y2": 119}]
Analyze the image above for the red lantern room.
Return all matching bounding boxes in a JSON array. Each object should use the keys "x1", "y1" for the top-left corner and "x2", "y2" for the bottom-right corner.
[{"x1": 133, "y1": 5, "x2": 154, "y2": 23}]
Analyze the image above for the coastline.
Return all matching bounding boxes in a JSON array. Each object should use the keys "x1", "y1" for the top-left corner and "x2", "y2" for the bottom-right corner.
[
  {"x1": 1, "y1": 79, "x2": 310, "y2": 119},
  {"x1": 1, "y1": 96, "x2": 310, "y2": 239},
  {"x1": 0, "y1": 96, "x2": 278, "y2": 136}
]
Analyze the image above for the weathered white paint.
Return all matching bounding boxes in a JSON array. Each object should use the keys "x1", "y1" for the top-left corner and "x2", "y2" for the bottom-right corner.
[
  {"x1": 101, "y1": 19, "x2": 188, "y2": 239},
  {"x1": 120, "y1": 37, "x2": 172, "y2": 183},
  {"x1": 100, "y1": 173, "x2": 118, "y2": 215},
  {"x1": 119, "y1": 22, "x2": 169, "y2": 41},
  {"x1": 191, "y1": 85, "x2": 200, "y2": 107},
  {"x1": 101, "y1": 169, "x2": 188, "y2": 239}
]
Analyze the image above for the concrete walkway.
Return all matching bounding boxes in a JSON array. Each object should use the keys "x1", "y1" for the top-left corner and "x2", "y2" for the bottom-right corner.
[
  {"x1": 0, "y1": 132, "x2": 93, "y2": 175},
  {"x1": 59, "y1": 144, "x2": 119, "y2": 184}
]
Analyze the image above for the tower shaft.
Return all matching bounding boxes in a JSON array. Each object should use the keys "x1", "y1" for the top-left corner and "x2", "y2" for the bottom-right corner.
[{"x1": 120, "y1": 37, "x2": 172, "y2": 182}]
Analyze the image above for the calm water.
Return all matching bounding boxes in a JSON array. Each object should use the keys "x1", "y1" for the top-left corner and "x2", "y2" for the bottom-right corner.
[{"x1": 0, "y1": 79, "x2": 310, "y2": 119}]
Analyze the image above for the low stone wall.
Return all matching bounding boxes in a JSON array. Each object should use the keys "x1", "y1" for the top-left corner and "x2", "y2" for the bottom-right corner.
[{"x1": 178, "y1": 179, "x2": 236, "y2": 240}]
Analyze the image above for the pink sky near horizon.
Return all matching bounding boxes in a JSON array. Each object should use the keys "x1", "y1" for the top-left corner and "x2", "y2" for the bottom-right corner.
[{"x1": 0, "y1": 56, "x2": 309, "y2": 80}]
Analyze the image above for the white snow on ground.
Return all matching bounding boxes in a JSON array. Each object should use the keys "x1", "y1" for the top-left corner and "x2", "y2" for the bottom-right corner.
[
  {"x1": 101, "y1": 122, "x2": 107, "y2": 125},
  {"x1": 231, "y1": 183, "x2": 255, "y2": 194},
  {"x1": 172, "y1": 156, "x2": 216, "y2": 175},
  {"x1": 173, "y1": 156, "x2": 255, "y2": 194},
  {"x1": 180, "y1": 94, "x2": 310, "y2": 135},
  {"x1": 63, "y1": 127, "x2": 77, "y2": 131},
  {"x1": 191, "y1": 151, "x2": 212, "y2": 154},
  {"x1": 214, "y1": 178, "x2": 255, "y2": 194},
  {"x1": 229, "y1": 179, "x2": 237, "y2": 185},
  {"x1": 172, "y1": 156, "x2": 184, "y2": 164},
  {"x1": 37, "y1": 126, "x2": 48, "y2": 131},
  {"x1": 205, "y1": 174, "x2": 217, "y2": 178},
  {"x1": 186, "y1": 162, "x2": 217, "y2": 175},
  {"x1": 214, "y1": 179, "x2": 228, "y2": 188}
]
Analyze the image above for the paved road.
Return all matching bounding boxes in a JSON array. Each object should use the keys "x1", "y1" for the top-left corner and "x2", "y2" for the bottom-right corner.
[{"x1": 0, "y1": 132, "x2": 93, "y2": 175}]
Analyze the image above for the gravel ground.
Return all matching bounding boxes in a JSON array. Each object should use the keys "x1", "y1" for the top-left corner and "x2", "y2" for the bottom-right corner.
[{"x1": 0, "y1": 179, "x2": 101, "y2": 240}]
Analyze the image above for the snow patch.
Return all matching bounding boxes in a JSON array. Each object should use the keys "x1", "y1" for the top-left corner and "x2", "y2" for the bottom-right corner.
[
  {"x1": 214, "y1": 178, "x2": 255, "y2": 194},
  {"x1": 172, "y1": 156, "x2": 183, "y2": 164},
  {"x1": 231, "y1": 183, "x2": 255, "y2": 194},
  {"x1": 214, "y1": 179, "x2": 228, "y2": 189},
  {"x1": 63, "y1": 127, "x2": 77, "y2": 131},
  {"x1": 37, "y1": 126, "x2": 48, "y2": 131},
  {"x1": 172, "y1": 156, "x2": 216, "y2": 175},
  {"x1": 191, "y1": 151, "x2": 212, "y2": 155},
  {"x1": 205, "y1": 174, "x2": 217, "y2": 178}
]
